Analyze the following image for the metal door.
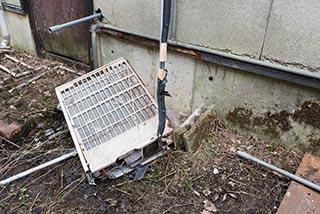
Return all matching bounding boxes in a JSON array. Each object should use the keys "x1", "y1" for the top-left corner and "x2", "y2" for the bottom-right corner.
[{"x1": 29, "y1": 0, "x2": 92, "y2": 64}]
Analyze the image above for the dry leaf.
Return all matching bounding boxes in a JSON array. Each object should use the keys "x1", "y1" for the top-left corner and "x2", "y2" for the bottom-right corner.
[
  {"x1": 203, "y1": 199, "x2": 217, "y2": 212},
  {"x1": 213, "y1": 194, "x2": 219, "y2": 202},
  {"x1": 228, "y1": 193, "x2": 237, "y2": 199},
  {"x1": 222, "y1": 194, "x2": 227, "y2": 202},
  {"x1": 203, "y1": 189, "x2": 212, "y2": 196},
  {"x1": 201, "y1": 210, "x2": 212, "y2": 214}
]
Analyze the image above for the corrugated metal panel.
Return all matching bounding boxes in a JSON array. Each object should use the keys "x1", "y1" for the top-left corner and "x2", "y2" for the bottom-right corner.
[{"x1": 56, "y1": 58, "x2": 171, "y2": 173}]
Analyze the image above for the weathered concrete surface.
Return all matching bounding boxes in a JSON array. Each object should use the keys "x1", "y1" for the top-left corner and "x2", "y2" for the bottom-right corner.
[
  {"x1": 99, "y1": 35, "x2": 196, "y2": 114},
  {"x1": 277, "y1": 154, "x2": 320, "y2": 214},
  {"x1": 192, "y1": 60, "x2": 320, "y2": 155},
  {"x1": 176, "y1": 0, "x2": 271, "y2": 58},
  {"x1": 263, "y1": 0, "x2": 320, "y2": 69},
  {"x1": 175, "y1": 105, "x2": 216, "y2": 152},
  {"x1": 5, "y1": 11, "x2": 36, "y2": 54},
  {"x1": 98, "y1": 33, "x2": 320, "y2": 154},
  {"x1": 94, "y1": 0, "x2": 160, "y2": 37}
]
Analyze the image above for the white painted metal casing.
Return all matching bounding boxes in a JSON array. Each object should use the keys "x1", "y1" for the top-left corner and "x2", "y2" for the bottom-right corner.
[{"x1": 56, "y1": 58, "x2": 171, "y2": 173}]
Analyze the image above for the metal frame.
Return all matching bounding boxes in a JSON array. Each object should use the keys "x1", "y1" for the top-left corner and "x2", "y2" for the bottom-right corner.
[
  {"x1": 56, "y1": 58, "x2": 172, "y2": 184},
  {"x1": 1, "y1": 0, "x2": 27, "y2": 15}
]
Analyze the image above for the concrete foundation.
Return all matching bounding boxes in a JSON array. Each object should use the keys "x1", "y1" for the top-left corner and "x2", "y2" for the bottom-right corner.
[
  {"x1": 5, "y1": 11, "x2": 36, "y2": 54},
  {"x1": 98, "y1": 34, "x2": 320, "y2": 155}
]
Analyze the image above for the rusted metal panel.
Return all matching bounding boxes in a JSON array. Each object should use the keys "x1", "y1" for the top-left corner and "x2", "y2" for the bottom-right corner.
[
  {"x1": 277, "y1": 154, "x2": 320, "y2": 214},
  {"x1": 29, "y1": 0, "x2": 90, "y2": 63}
]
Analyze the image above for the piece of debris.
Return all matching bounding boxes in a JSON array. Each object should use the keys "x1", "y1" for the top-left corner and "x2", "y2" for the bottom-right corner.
[
  {"x1": 277, "y1": 154, "x2": 320, "y2": 214},
  {"x1": 53, "y1": 65, "x2": 83, "y2": 76},
  {"x1": 130, "y1": 165, "x2": 149, "y2": 180},
  {"x1": 203, "y1": 199, "x2": 217, "y2": 213},
  {"x1": 175, "y1": 105, "x2": 216, "y2": 152},
  {"x1": 0, "y1": 64, "x2": 16, "y2": 77},
  {"x1": 5, "y1": 54, "x2": 33, "y2": 70},
  {"x1": 55, "y1": 58, "x2": 173, "y2": 184},
  {"x1": 106, "y1": 198, "x2": 118, "y2": 207},
  {"x1": 8, "y1": 73, "x2": 46, "y2": 93},
  {"x1": 203, "y1": 189, "x2": 212, "y2": 196},
  {"x1": 0, "y1": 120, "x2": 22, "y2": 141},
  {"x1": 213, "y1": 168, "x2": 219, "y2": 175}
]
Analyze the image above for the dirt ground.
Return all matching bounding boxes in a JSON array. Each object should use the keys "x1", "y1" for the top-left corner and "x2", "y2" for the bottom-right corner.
[{"x1": 0, "y1": 51, "x2": 303, "y2": 213}]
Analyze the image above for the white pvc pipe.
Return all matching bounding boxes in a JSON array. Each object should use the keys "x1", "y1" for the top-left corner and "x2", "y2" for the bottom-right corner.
[
  {"x1": 0, "y1": 1, "x2": 10, "y2": 48},
  {"x1": 237, "y1": 151, "x2": 320, "y2": 192},
  {"x1": 0, "y1": 150, "x2": 77, "y2": 185}
]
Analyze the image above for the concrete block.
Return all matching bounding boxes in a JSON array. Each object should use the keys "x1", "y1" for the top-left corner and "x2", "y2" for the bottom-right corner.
[
  {"x1": 175, "y1": 105, "x2": 216, "y2": 152},
  {"x1": 263, "y1": 0, "x2": 320, "y2": 69},
  {"x1": 99, "y1": 35, "x2": 156, "y2": 96},
  {"x1": 0, "y1": 120, "x2": 22, "y2": 141},
  {"x1": 5, "y1": 11, "x2": 36, "y2": 54},
  {"x1": 176, "y1": 0, "x2": 271, "y2": 57},
  {"x1": 94, "y1": 0, "x2": 160, "y2": 37}
]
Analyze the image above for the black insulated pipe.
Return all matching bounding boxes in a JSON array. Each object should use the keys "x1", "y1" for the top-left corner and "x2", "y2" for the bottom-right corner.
[{"x1": 157, "y1": 0, "x2": 171, "y2": 138}]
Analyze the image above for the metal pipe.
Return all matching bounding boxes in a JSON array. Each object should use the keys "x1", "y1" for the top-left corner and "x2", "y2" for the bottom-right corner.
[
  {"x1": 170, "y1": 0, "x2": 177, "y2": 41},
  {"x1": 93, "y1": 23, "x2": 320, "y2": 81},
  {"x1": 91, "y1": 25, "x2": 99, "y2": 69},
  {"x1": 0, "y1": 150, "x2": 77, "y2": 185},
  {"x1": 237, "y1": 151, "x2": 320, "y2": 192},
  {"x1": 0, "y1": 0, "x2": 10, "y2": 48},
  {"x1": 48, "y1": 13, "x2": 102, "y2": 33}
]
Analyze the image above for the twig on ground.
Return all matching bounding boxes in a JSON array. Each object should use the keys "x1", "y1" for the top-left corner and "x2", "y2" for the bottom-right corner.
[
  {"x1": 0, "y1": 136, "x2": 20, "y2": 148},
  {"x1": 27, "y1": 192, "x2": 40, "y2": 214}
]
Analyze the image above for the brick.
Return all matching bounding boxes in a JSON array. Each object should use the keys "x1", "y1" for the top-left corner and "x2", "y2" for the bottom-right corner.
[
  {"x1": 277, "y1": 154, "x2": 320, "y2": 214},
  {"x1": 0, "y1": 120, "x2": 22, "y2": 141}
]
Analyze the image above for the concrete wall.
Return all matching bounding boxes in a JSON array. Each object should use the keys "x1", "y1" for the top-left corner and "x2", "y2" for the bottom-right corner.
[
  {"x1": 95, "y1": 0, "x2": 320, "y2": 72},
  {"x1": 98, "y1": 33, "x2": 320, "y2": 154},
  {"x1": 94, "y1": 0, "x2": 320, "y2": 155},
  {"x1": 0, "y1": 10, "x2": 36, "y2": 54},
  {"x1": 262, "y1": 0, "x2": 320, "y2": 68},
  {"x1": 176, "y1": 0, "x2": 271, "y2": 58}
]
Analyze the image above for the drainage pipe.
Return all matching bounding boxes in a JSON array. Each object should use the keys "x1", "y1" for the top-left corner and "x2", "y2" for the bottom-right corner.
[
  {"x1": 91, "y1": 24, "x2": 99, "y2": 69},
  {"x1": 237, "y1": 151, "x2": 320, "y2": 192},
  {"x1": 0, "y1": 0, "x2": 10, "y2": 48},
  {"x1": 48, "y1": 13, "x2": 102, "y2": 33},
  {"x1": 0, "y1": 150, "x2": 77, "y2": 185},
  {"x1": 93, "y1": 23, "x2": 320, "y2": 81},
  {"x1": 170, "y1": 0, "x2": 177, "y2": 41}
]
